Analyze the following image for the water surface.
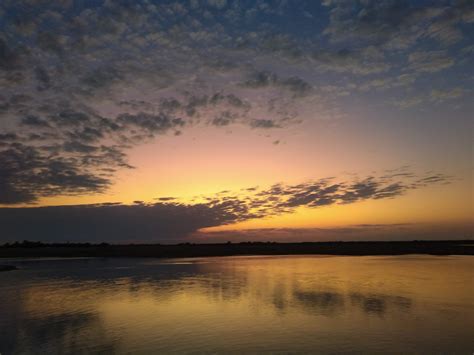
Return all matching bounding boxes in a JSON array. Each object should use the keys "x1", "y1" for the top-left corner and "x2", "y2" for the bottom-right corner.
[{"x1": 0, "y1": 255, "x2": 473, "y2": 354}]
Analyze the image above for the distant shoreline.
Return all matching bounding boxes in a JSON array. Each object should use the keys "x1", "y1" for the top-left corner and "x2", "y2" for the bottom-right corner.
[{"x1": 0, "y1": 240, "x2": 472, "y2": 259}]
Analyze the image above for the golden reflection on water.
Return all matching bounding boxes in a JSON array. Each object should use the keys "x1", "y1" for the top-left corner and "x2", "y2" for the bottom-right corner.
[{"x1": 1, "y1": 255, "x2": 473, "y2": 353}]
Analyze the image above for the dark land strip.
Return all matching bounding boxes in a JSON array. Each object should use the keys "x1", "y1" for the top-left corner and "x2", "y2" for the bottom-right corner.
[{"x1": 0, "y1": 240, "x2": 472, "y2": 261}]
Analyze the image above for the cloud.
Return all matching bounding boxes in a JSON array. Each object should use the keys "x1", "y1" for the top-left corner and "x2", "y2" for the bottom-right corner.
[
  {"x1": 0, "y1": 202, "x2": 238, "y2": 242},
  {"x1": 241, "y1": 71, "x2": 313, "y2": 97},
  {"x1": 408, "y1": 50, "x2": 454, "y2": 73},
  {"x1": 21, "y1": 115, "x2": 51, "y2": 128},
  {"x1": 322, "y1": 0, "x2": 472, "y2": 48},
  {"x1": 358, "y1": 73, "x2": 418, "y2": 92},
  {"x1": 392, "y1": 86, "x2": 468, "y2": 108},
  {"x1": 0, "y1": 89, "x2": 261, "y2": 203},
  {"x1": 424, "y1": 0, "x2": 474, "y2": 44},
  {"x1": 117, "y1": 112, "x2": 185, "y2": 134},
  {"x1": 312, "y1": 46, "x2": 390, "y2": 75},
  {"x1": 430, "y1": 87, "x2": 468, "y2": 102},
  {"x1": 0, "y1": 0, "x2": 470, "y2": 205},
  {"x1": 0, "y1": 169, "x2": 453, "y2": 240},
  {"x1": 392, "y1": 96, "x2": 425, "y2": 109},
  {"x1": 0, "y1": 38, "x2": 24, "y2": 70},
  {"x1": 208, "y1": 0, "x2": 227, "y2": 10},
  {"x1": 250, "y1": 119, "x2": 281, "y2": 129},
  {"x1": 0, "y1": 143, "x2": 116, "y2": 204}
]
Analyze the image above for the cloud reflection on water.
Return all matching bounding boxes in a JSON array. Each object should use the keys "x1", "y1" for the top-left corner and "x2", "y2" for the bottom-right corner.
[{"x1": 0, "y1": 256, "x2": 472, "y2": 353}]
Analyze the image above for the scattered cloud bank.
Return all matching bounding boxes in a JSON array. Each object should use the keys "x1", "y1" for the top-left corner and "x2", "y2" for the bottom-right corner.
[
  {"x1": 0, "y1": 169, "x2": 454, "y2": 242},
  {"x1": 0, "y1": 0, "x2": 472, "y2": 204}
]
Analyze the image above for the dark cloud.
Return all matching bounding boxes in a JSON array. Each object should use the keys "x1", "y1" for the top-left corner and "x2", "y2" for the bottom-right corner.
[
  {"x1": 154, "y1": 197, "x2": 176, "y2": 201},
  {"x1": 62, "y1": 141, "x2": 98, "y2": 154},
  {"x1": 36, "y1": 31, "x2": 64, "y2": 54},
  {"x1": 0, "y1": 38, "x2": 23, "y2": 70},
  {"x1": 117, "y1": 112, "x2": 185, "y2": 134},
  {"x1": 242, "y1": 71, "x2": 313, "y2": 97},
  {"x1": 312, "y1": 47, "x2": 390, "y2": 74},
  {"x1": 0, "y1": 133, "x2": 18, "y2": 141},
  {"x1": 67, "y1": 127, "x2": 104, "y2": 143},
  {"x1": 21, "y1": 115, "x2": 51, "y2": 128},
  {"x1": 250, "y1": 119, "x2": 281, "y2": 129},
  {"x1": 34, "y1": 66, "x2": 51, "y2": 89},
  {"x1": 0, "y1": 202, "x2": 235, "y2": 242},
  {"x1": 211, "y1": 111, "x2": 238, "y2": 126},
  {"x1": 257, "y1": 33, "x2": 304, "y2": 60},
  {"x1": 52, "y1": 111, "x2": 90, "y2": 127},
  {"x1": 80, "y1": 67, "x2": 124, "y2": 92},
  {"x1": 0, "y1": 170, "x2": 453, "y2": 240},
  {"x1": 0, "y1": 143, "x2": 111, "y2": 204}
]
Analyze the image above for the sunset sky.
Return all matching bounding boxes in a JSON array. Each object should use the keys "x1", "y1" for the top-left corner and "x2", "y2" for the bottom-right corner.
[{"x1": 0, "y1": 0, "x2": 472, "y2": 242}]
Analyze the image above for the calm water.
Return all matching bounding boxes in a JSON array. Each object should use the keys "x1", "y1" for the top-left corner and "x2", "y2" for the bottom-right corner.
[{"x1": 0, "y1": 255, "x2": 473, "y2": 354}]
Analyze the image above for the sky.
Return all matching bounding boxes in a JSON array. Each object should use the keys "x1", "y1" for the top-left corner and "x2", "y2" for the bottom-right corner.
[{"x1": 0, "y1": 0, "x2": 472, "y2": 243}]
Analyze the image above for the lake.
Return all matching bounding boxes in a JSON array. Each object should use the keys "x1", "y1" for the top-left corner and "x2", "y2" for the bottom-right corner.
[{"x1": 0, "y1": 255, "x2": 473, "y2": 354}]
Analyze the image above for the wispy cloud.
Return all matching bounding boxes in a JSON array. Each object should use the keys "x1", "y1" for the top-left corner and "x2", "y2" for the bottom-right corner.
[{"x1": 0, "y1": 169, "x2": 453, "y2": 241}]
